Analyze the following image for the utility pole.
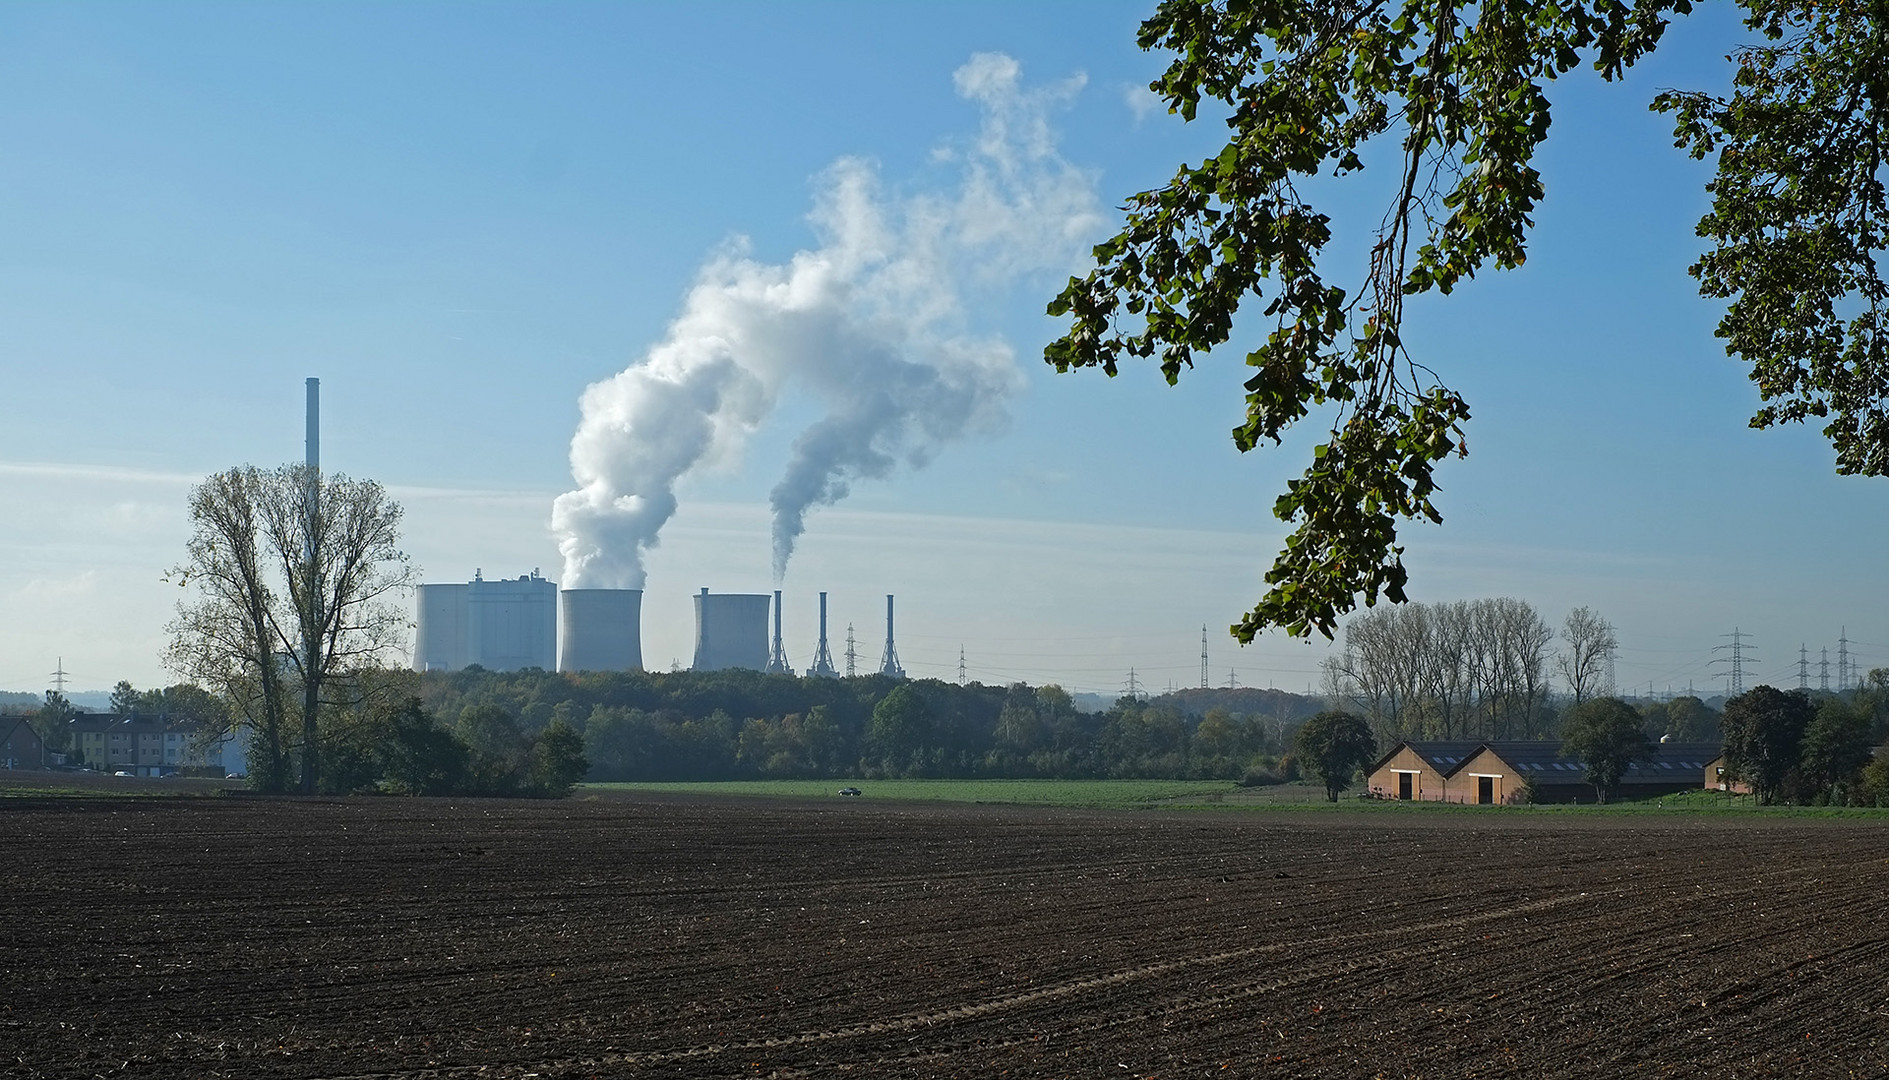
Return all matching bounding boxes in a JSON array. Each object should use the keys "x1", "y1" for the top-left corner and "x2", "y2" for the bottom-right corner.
[{"x1": 1200, "y1": 625, "x2": 1209, "y2": 690}]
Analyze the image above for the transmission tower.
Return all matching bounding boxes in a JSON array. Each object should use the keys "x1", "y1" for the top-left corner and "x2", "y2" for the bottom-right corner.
[
  {"x1": 1200, "y1": 626, "x2": 1209, "y2": 690},
  {"x1": 957, "y1": 646, "x2": 967, "y2": 687},
  {"x1": 844, "y1": 623, "x2": 857, "y2": 678},
  {"x1": 1798, "y1": 643, "x2": 1810, "y2": 690},
  {"x1": 1123, "y1": 667, "x2": 1144, "y2": 700},
  {"x1": 1839, "y1": 627, "x2": 1851, "y2": 692},
  {"x1": 1711, "y1": 628, "x2": 1755, "y2": 698},
  {"x1": 1225, "y1": 667, "x2": 1239, "y2": 690},
  {"x1": 49, "y1": 657, "x2": 68, "y2": 695},
  {"x1": 1820, "y1": 647, "x2": 1831, "y2": 692}
]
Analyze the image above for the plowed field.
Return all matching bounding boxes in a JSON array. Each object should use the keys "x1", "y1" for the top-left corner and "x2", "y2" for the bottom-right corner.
[{"x1": 3, "y1": 794, "x2": 1886, "y2": 1078}]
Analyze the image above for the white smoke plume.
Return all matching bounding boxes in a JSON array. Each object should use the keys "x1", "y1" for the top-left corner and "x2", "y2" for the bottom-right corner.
[{"x1": 552, "y1": 53, "x2": 1100, "y2": 588}]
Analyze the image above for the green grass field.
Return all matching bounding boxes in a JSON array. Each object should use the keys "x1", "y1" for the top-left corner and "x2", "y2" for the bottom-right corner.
[{"x1": 583, "y1": 778, "x2": 1889, "y2": 816}]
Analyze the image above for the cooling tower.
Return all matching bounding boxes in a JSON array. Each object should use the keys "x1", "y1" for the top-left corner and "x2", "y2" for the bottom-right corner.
[
  {"x1": 692, "y1": 588, "x2": 771, "y2": 672},
  {"x1": 559, "y1": 588, "x2": 644, "y2": 672},
  {"x1": 466, "y1": 570, "x2": 557, "y2": 671},
  {"x1": 414, "y1": 583, "x2": 469, "y2": 672}
]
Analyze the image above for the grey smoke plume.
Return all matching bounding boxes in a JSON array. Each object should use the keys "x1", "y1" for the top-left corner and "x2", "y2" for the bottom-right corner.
[{"x1": 553, "y1": 53, "x2": 1100, "y2": 588}]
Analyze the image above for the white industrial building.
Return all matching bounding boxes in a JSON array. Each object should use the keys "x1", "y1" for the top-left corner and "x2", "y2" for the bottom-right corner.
[{"x1": 413, "y1": 570, "x2": 557, "y2": 672}]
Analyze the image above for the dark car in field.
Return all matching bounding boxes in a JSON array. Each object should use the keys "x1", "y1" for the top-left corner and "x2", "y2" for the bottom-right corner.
[{"x1": 837, "y1": 787, "x2": 862, "y2": 797}]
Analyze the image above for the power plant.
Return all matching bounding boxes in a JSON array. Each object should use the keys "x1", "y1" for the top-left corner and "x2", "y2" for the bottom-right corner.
[{"x1": 411, "y1": 577, "x2": 903, "y2": 679}]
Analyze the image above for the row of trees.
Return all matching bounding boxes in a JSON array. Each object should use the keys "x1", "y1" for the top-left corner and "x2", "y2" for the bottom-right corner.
[
  {"x1": 424, "y1": 667, "x2": 1321, "y2": 783},
  {"x1": 1321, "y1": 598, "x2": 1617, "y2": 743}
]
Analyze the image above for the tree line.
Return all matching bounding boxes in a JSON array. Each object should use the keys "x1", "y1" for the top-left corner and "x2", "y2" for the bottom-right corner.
[
  {"x1": 416, "y1": 667, "x2": 1324, "y2": 784},
  {"x1": 1320, "y1": 598, "x2": 1616, "y2": 744}
]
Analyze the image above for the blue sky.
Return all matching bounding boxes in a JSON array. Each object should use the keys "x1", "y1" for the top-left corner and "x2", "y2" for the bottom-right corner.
[{"x1": 1, "y1": 2, "x2": 1883, "y2": 699}]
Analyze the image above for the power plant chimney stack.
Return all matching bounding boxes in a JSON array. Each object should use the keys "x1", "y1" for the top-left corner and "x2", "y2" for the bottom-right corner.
[
  {"x1": 877, "y1": 593, "x2": 904, "y2": 679},
  {"x1": 808, "y1": 591, "x2": 838, "y2": 677},
  {"x1": 766, "y1": 589, "x2": 794, "y2": 675},
  {"x1": 305, "y1": 378, "x2": 319, "y2": 472}
]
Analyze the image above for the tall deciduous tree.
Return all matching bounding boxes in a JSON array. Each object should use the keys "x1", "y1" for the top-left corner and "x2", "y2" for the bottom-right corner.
[
  {"x1": 32, "y1": 691, "x2": 75, "y2": 756},
  {"x1": 1721, "y1": 684, "x2": 1814, "y2": 804},
  {"x1": 1555, "y1": 607, "x2": 1618, "y2": 704},
  {"x1": 167, "y1": 464, "x2": 414, "y2": 793},
  {"x1": 1048, "y1": 0, "x2": 1888, "y2": 639},
  {"x1": 1559, "y1": 697, "x2": 1652, "y2": 804},
  {"x1": 1293, "y1": 709, "x2": 1376, "y2": 801}
]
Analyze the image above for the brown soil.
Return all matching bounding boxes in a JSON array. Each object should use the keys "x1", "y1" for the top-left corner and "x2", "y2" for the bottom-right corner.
[{"x1": 2, "y1": 793, "x2": 1885, "y2": 1078}]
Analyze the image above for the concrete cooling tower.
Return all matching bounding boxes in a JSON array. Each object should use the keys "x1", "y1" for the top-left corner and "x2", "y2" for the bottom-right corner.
[
  {"x1": 691, "y1": 588, "x2": 770, "y2": 672},
  {"x1": 558, "y1": 588, "x2": 644, "y2": 673},
  {"x1": 414, "y1": 583, "x2": 469, "y2": 672}
]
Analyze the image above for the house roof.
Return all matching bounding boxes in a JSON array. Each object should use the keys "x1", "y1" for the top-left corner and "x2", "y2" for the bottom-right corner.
[{"x1": 1445, "y1": 740, "x2": 1723, "y2": 784}]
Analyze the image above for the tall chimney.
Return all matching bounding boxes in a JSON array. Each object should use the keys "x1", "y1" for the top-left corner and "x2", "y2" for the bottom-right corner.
[
  {"x1": 305, "y1": 377, "x2": 319, "y2": 471},
  {"x1": 877, "y1": 593, "x2": 904, "y2": 678},
  {"x1": 766, "y1": 589, "x2": 793, "y2": 675}
]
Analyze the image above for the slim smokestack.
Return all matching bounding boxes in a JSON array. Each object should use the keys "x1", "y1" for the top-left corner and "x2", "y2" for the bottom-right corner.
[
  {"x1": 766, "y1": 589, "x2": 793, "y2": 675},
  {"x1": 877, "y1": 593, "x2": 904, "y2": 679},
  {"x1": 305, "y1": 377, "x2": 320, "y2": 471},
  {"x1": 808, "y1": 591, "x2": 837, "y2": 677}
]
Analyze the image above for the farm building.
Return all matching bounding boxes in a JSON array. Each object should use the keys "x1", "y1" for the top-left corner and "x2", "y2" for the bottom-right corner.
[
  {"x1": 1367, "y1": 740, "x2": 1723, "y2": 804},
  {"x1": 1365, "y1": 742, "x2": 1483, "y2": 801},
  {"x1": 1701, "y1": 755, "x2": 1753, "y2": 795}
]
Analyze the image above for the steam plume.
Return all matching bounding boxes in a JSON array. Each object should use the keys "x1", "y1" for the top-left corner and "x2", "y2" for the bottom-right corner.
[{"x1": 553, "y1": 53, "x2": 1099, "y2": 588}]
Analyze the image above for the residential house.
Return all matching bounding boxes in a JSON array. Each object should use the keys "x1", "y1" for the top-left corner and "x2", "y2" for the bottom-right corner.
[{"x1": 1, "y1": 717, "x2": 46, "y2": 770}]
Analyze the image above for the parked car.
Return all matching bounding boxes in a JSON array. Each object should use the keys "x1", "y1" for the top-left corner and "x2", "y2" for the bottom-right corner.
[{"x1": 837, "y1": 787, "x2": 862, "y2": 797}]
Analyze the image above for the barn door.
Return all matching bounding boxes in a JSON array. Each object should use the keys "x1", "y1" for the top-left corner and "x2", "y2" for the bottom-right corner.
[
  {"x1": 1477, "y1": 776, "x2": 1494, "y2": 805},
  {"x1": 1398, "y1": 773, "x2": 1413, "y2": 800}
]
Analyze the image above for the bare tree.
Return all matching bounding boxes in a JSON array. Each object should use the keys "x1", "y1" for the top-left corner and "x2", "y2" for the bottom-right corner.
[
  {"x1": 1324, "y1": 596, "x2": 1558, "y2": 742},
  {"x1": 167, "y1": 464, "x2": 414, "y2": 792},
  {"x1": 166, "y1": 467, "x2": 293, "y2": 790},
  {"x1": 1556, "y1": 606, "x2": 1619, "y2": 706}
]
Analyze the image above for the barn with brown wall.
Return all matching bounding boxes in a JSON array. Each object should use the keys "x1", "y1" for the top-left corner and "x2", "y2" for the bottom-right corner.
[{"x1": 1366, "y1": 742, "x2": 1484, "y2": 801}]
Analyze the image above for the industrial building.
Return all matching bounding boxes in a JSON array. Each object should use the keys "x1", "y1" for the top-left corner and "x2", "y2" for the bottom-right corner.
[
  {"x1": 692, "y1": 588, "x2": 771, "y2": 672},
  {"x1": 413, "y1": 570, "x2": 557, "y2": 672}
]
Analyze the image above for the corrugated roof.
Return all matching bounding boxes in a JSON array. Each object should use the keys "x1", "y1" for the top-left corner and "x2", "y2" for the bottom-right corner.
[{"x1": 1442, "y1": 740, "x2": 1722, "y2": 783}]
